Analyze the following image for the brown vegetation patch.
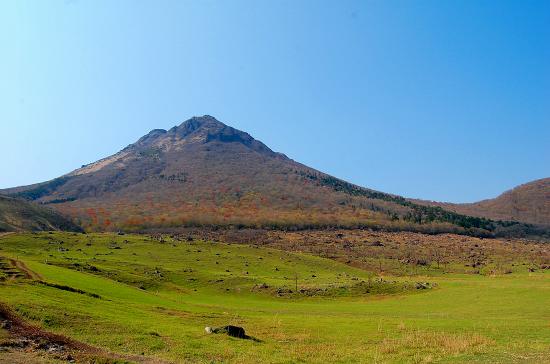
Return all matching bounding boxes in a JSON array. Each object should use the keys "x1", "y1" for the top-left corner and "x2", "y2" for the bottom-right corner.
[{"x1": 173, "y1": 228, "x2": 550, "y2": 276}]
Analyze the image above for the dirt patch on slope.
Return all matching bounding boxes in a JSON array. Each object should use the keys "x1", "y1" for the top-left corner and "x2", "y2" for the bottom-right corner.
[
  {"x1": 7, "y1": 259, "x2": 42, "y2": 280},
  {"x1": 0, "y1": 303, "x2": 167, "y2": 363}
]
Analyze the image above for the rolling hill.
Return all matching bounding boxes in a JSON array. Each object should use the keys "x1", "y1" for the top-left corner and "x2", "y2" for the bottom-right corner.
[
  {"x1": 418, "y1": 178, "x2": 549, "y2": 226},
  {"x1": 0, "y1": 195, "x2": 82, "y2": 232},
  {"x1": 0, "y1": 116, "x2": 540, "y2": 237}
]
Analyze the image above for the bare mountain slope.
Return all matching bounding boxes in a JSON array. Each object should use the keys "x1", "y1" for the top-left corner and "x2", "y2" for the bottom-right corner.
[{"x1": 0, "y1": 116, "x2": 538, "y2": 237}]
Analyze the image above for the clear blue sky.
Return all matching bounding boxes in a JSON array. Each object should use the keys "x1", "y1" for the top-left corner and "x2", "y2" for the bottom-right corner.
[{"x1": 1, "y1": 0, "x2": 548, "y2": 202}]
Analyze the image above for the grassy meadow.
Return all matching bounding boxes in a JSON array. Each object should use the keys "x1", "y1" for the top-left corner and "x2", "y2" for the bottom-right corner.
[{"x1": 0, "y1": 232, "x2": 549, "y2": 363}]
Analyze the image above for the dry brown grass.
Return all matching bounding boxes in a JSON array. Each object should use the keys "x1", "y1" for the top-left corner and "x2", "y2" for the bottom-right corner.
[
  {"x1": 377, "y1": 329, "x2": 493, "y2": 363},
  {"x1": 379, "y1": 330, "x2": 492, "y2": 354}
]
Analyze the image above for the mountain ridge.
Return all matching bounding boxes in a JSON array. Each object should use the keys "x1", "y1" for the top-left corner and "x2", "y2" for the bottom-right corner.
[
  {"x1": 415, "y1": 178, "x2": 549, "y2": 226},
  {"x1": 1, "y1": 116, "x2": 543, "y2": 237},
  {"x1": 0, "y1": 195, "x2": 82, "y2": 232}
]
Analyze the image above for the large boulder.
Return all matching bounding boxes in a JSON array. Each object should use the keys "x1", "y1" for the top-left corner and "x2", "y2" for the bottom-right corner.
[{"x1": 205, "y1": 325, "x2": 247, "y2": 339}]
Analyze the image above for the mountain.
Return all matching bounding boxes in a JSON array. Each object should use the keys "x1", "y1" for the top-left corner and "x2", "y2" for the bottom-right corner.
[
  {"x1": 418, "y1": 178, "x2": 549, "y2": 226},
  {"x1": 0, "y1": 116, "x2": 540, "y2": 237},
  {"x1": 0, "y1": 195, "x2": 82, "y2": 232}
]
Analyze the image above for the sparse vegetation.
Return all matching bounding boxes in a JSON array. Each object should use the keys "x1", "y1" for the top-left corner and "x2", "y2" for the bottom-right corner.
[{"x1": 198, "y1": 228, "x2": 550, "y2": 276}]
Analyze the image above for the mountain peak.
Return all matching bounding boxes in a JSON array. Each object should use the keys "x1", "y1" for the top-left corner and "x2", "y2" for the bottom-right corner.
[
  {"x1": 170, "y1": 115, "x2": 226, "y2": 138},
  {"x1": 166, "y1": 115, "x2": 277, "y2": 156},
  {"x1": 124, "y1": 115, "x2": 280, "y2": 159},
  {"x1": 188, "y1": 114, "x2": 222, "y2": 124},
  {"x1": 180, "y1": 115, "x2": 226, "y2": 129}
]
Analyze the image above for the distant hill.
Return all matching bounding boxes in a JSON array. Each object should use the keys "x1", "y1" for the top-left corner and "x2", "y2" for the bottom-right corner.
[
  {"x1": 417, "y1": 178, "x2": 549, "y2": 226},
  {"x1": 0, "y1": 195, "x2": 82, "y2": 232},
  {"x1": 0, "y1": 116, "x2": 541, "y2": 237}
]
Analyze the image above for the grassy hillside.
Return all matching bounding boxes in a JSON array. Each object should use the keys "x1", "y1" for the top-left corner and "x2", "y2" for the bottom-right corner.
[
  {"x1": 1, "y1": 232, "x2": 549, "y2": 363},
  {"x1": 0, "y1": 195, "x2": 82, "y2": 232}
]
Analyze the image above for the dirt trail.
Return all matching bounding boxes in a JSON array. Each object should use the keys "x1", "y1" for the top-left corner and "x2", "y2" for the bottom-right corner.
[
  {"x1": 0, "y1": 303, "x2": 169, "y2": 364},
  {"x1": 0, "y1": 257, "x2": 42, "y2": 282},
  {"x1": 7, "y1": 259, "x2": 42, "y2": 281}
]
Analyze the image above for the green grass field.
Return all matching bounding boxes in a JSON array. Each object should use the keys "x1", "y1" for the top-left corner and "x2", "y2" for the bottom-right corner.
[{"x1": 1, "y1": 232, "x2": 549, "y2": 363}]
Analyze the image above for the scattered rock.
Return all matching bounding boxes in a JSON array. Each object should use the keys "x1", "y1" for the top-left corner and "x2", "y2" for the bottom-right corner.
[
  {"x1": 205, "y1": 325, "x2": 247, "y2": 339},
  {"x1": 0, "y1": 338, "x2": 31, "y2": 349},
  {"x1": 46, "y1": 344, "x2": 64, "y2": 353},
  {"x1": 415, "y1": 282, "x2": 431, "y2": 290},
  {"x1": 276, "y1": 288, "x2": 293, "y2": 296},
  {"x1": 416, "y1": 259, "x2": 429, "y2": 266}
]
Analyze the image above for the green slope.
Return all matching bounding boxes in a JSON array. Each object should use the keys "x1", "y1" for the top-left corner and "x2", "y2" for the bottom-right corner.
[{"x1": 0, "y1": 232, "x2": 549, "y2": 363}]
